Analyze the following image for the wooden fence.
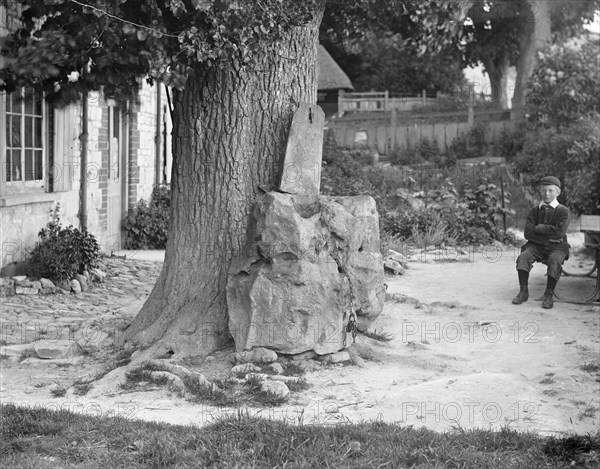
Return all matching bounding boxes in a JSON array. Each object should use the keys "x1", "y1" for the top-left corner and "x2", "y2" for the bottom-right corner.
[
  {"x1": 327, "y1": 108, "x2": 522, "y2": 155},
  {"x1": 338, "y1": 90, "x2": 439, "y2": 115}
]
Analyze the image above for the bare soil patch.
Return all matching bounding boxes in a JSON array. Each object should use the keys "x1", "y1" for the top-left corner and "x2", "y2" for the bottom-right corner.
[{"x1": 1, "y1": 246, "x2": 598, "y2": 435}]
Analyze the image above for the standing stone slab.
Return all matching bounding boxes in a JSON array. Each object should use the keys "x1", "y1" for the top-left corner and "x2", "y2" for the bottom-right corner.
[{"x1": 279, "y1": 102, "x2": 325, "y2": 196}]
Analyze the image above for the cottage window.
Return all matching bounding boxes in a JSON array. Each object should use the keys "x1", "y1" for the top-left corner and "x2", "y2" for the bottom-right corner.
[{"x1": 4, "y1": 88, "x2": 45, "y2": 183}]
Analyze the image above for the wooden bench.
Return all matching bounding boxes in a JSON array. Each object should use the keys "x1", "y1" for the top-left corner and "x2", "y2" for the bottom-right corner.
[{"x1": 557, "y1": 215, "x2": 600, "y2": 304}]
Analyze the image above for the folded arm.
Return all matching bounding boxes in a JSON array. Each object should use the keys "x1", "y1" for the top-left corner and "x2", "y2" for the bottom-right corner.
[{"x1": 534, "y1": 208, "x2": 570, "y2": 238}]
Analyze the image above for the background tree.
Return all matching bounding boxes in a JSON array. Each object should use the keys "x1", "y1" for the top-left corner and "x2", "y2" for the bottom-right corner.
[
  {"x1": 462, "y1": 2, "x2": 522, "y2": 109},
  {"x1": 319, "y1": 1, "x2": 470, "y2": 96},
  {"x1": 460, "y1": 0, "x2": 599, "y2": 109},
  {"x1": 1, "y1": 0, "x2": 468, "y2": 359},
  {"x1": 320, "y1": 32, "x2": 465, "y2": 96},
  {"x1": 512, "y1": 0, "x2": 599, "y2": 106}
]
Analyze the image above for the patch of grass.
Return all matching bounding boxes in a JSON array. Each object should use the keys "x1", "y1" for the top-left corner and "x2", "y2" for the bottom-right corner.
[
  {"x1": 50, "y1": 386, "x2": 67, "y2": 398},
  {"x1": 580, "y1": 363, "x2": 600, "y2": 373},
  {"x1": 543, "y1": 389, "x2": 559, "y2": 397},
  {"x1": 183, "y1": 376, "x2": 236, "y2": 407},
  {"x1": 244, "y1": 374, "x2": 264, "y2": 390},
  {"x1": 0, "y1": 339, "x2": 7, "y2": 346},
  {"x1": 120, "y1": 363, "x2": 168, "y2": 391},
  {"x1": 544, "y1": 434, "x2": 600, "y2": 461},
  {"x1": 114, "y1": 348, "x2": 135, "y2": 368},
  {"x1": 55, "y1": 362, "x2": 75, "y2": 368},
  {"x1": 184, "y1": 374, "x2": 289, "y2": 408},
  {"x1": 0, "y1": 353, "x2": 10, "y2": 361},
  {"x1": 360, "y1": 329, "x2": 395, "y2": 342},
  {"x1": 2, "y1": 404, "x2": 600, "y2": 468},
  {"x1": 282, "y1": 361, "x2": 306, "y2": 377},
  {"x1": 579, "y1": 405, "x2": 599, "y2": 421},
  {"x1": 287, "y1": 378, "x2": 311, "y2": 392},
  {"x1": 212, "y1": 376, "x2": 239, "y2": 391},
  {"x1": 232, "y1": 369, "x2": 248, "y2": 379},
  {"x1": 539, "y1": 376, "x2": 555, "y2": 385},
  {"x1": 72, "y1": 382, "x2": 93, "y2": 396},
  {"x1": 244, "y1": 375, "x2": 288, "y2": 407}
]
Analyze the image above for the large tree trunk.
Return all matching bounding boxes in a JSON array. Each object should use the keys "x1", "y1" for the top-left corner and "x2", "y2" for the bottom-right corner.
[
  {"x1": 513, "y1": 0, "x2": 551, "y2": 107},
  {"x1": 121, "y1": 6, "x2": 325, "y2": 359},
  {"x1": 483, "y1": 52, "x2": 511, "y2": 110}
]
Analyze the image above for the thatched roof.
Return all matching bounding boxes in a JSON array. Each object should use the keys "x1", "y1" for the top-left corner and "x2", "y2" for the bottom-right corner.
[{"x1": 317, "y1": 45, "x2": 354, "y2": 91}]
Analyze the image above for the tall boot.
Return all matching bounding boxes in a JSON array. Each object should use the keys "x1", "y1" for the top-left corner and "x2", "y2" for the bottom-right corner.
[
  {"x1": 541, "y1": 289, "x2": 554, "y2": 309},
  {"x1": 541, "y1": 276, "x2": 558, "y2": 309},
  {"x1": 512, "y1": 270, "x2": 529, "y2": 304},
  {"x1": 512, "y1": 284, "x2": 529, "y2": 304}
]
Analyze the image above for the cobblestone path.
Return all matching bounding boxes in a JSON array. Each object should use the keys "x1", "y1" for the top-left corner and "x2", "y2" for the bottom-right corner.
[{"x1": 1, "y1": 257, "x2": 162, "y2": 346}]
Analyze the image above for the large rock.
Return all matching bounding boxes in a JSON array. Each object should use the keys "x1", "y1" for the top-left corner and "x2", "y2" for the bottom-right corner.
[
  {"x1": 260, "y1": 380, "x2": 290, "y2": 399},
  {"x1": 0, "y1": 343, "x2": 37, "y2": 358},
  {"x1": 234, "y1": 347, "x2": 278, "y2": 364},
  {"x1": 0, "y1": 278, "x2": 15, "y2": 297},
  {"x1": 0, "y1": 260, "x2": 30, "y2": 278},
  {"x1": 34, "y1": 339, "x2": 83, "y2": 359},
  {"x1": 227, "y1": 192, "x2": 385, "y2": 355}
]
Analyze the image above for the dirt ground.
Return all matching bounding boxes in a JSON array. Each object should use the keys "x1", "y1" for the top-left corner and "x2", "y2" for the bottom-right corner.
[{"x1": 1, "y1": 234, "x2": 599, "y2": 436}]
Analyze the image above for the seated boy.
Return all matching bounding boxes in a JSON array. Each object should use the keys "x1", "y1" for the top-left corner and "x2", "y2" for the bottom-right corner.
[{"x1": 512, "y1": 176, "x2": 570, "y2": 309}]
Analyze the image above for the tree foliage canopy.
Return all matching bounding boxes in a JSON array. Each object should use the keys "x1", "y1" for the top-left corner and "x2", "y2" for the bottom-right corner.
[
  {"x1": 0, "y1": 0, "x2": 325, "y2": 102},
  {"x1": 0, "y1": 0, "x2": 469, "y2": 104},
  {"x1": 462, "y1": 0, "x2": 599, "y2": 67},
  {"x1": 515, "y1": 38, "x2": 600, "y2": 215},
  {"x1": 526, "y1": 39, "x2": 600, "y2": 129},
  {"x1": 322, "y1": 32, "x2": 466, "y2": 95}
]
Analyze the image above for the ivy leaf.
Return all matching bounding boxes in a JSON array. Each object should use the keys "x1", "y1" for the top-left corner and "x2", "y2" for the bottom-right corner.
[
  {"x1": 191, "y1": 0, "x2": 212, "y2": 12},
  {"x1": 169, "y1": 0, "x2": 187, "y2": 17},
  {"x1": 136, "y1": 29, "x2": 148, "y2": 41}
]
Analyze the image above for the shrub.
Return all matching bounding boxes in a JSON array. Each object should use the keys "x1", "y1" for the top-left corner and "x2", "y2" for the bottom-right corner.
[
  {"x1": 446, "y1": 121, "x2": 489, "y2": 161},
  {"x1": 381, "y1": 177, "x2": 511, "y2": 246},
  {"x1": 323, "y1": 143, "x2": 515, "y2": 247},
  {"x1": 124, "y1": 185, "x2": 171, "y2": 249},
  {"x1": 382, "y1": 209, "x2": 438, "y2": 241},
  {"x1": 495, "y1": 127, "x2": 527, "y2": 159},
  {"x1": 514, "y1": 118, "x2": 600, "y2": 214},
  {"x1": 518, "y1": 38, "x2": 600, "y2": 214},
  {"x1": 527, "y1": 39, "x2": 600, "y2": 131},
  {"x1": 28, "y1": 206, "x2": 100, "y2": 281},
  {"x1": 390, "y1": 138, "x2": 442, "y2": 166}
]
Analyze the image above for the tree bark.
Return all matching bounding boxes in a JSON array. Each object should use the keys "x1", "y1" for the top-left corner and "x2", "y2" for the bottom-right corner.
[
  {"x1": 121, "y1": 5, "x2": 325, "y2": 359},
  {"x1": 483, "y1": 52, "x2": 511, "y2": 110},
  {"x1": 514, "y1": 0, "x2": 552, "y2": 107}
]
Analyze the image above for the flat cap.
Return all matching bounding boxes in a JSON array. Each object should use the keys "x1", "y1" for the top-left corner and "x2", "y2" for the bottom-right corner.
[{"x1": 539, "y1": 176, "x2": 561, "y2": 188}]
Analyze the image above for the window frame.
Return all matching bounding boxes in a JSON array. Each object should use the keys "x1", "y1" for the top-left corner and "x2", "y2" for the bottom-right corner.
[{"x1": 1, "y1": 87, "x2": 49, "y2": 197}]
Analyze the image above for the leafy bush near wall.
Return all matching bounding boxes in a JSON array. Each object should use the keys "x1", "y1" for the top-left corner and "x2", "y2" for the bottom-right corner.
[
  {"x1": 527, "y1": 40, "x2": 600, "y2": 131},
  {"x1": 494, "y1": 127, "x2": 527, "y2": 159},
  {"x1": 513, "y1": 118, "x2": 600, "y2": 214},
  {"x1": 28, "y1": 206, "x2": 100, "y2": 281},
  {"x1": 445, "y1": 121, "x2": 489, "y2": 162},
  {"x1": 124, "y1": 185, "x2": 171, "y2": 249},
  {"x1": 515, "y1": 39, "x2": 600, "y2": 215},
  {"x1": 389, "y1": 138, "x2": 442, "y2": 166}
]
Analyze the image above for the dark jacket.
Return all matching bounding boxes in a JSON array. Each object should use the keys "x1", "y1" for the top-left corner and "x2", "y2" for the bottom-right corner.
[{"x1": 524, "y1": 204, "x2": 570, "y2": 248}]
